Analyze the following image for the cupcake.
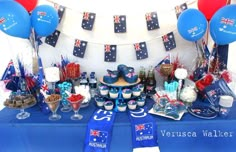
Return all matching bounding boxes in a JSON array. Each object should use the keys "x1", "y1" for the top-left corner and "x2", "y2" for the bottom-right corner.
[
  {"x1": 95, "y1": 96, "x2": 105, "y2": 107},
  {"x1": 137, "y1": 97, "x2": 145, "y2": 107},
  {"x1": 99, "y1": 85, "x2": 109, "y2": 96},
  {"x1": 118, "y1": 102, "x2": 127, "y2": 112},
  {"x1": 136, "y1": 84, "x2": 144, "y2": 92},
  {"x1": 128, "y1": 100, "x2": 137, "y2": 110},
  {"x1": 122, "y1": 88, "x2": 132, "y2": 99},
  {"x1": 104, "y1": 101, "x2": 114, "y2": 110},
  {"x1": 109, "y1": 88, "x2": 119, "y2": 99},
  {"x1": 132, "y1": 87, "x2": 141, "y2": 97}
]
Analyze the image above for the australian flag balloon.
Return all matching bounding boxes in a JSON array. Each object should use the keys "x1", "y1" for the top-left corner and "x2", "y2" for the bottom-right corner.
[
  {"x1": 177, "y1": 8, "x2": 207, "y2": 42},
  {"x1": 210, "y1": 4, "x2": 236, "y2": 45}
]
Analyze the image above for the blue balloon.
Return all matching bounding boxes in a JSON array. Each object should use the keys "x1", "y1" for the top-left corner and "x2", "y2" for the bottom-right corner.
[
  {"x1": 210, "y1": 4, "x2": 236, "y2": 45},
  {"x1": 31, "y1": 5, "x2": 59, "y2": 37},
  {"x1": 0, "y1": 1, "x2": 31, "y2": 38},
  {"x1": 177, "y1": 9, "x2": 207, "y2": 42}
]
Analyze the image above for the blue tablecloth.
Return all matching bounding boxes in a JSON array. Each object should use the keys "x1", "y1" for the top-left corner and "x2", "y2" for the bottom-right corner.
[{"x1": 0, "y1": 98, "x2": 236, "y2": 152}]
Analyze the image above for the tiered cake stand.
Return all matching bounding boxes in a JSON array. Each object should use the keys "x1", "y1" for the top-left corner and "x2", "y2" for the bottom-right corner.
[{"x1": 99, "y1": 77, "x2": 141, "y2": 111}]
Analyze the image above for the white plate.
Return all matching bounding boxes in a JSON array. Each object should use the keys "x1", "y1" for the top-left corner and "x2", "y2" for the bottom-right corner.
[{"x1": 148, "y1": 108, "x2": 185, "y2": 121}]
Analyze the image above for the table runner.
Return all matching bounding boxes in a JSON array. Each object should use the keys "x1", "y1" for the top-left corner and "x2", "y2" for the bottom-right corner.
[
  {"x1": 84, "y1": 109, "x2": 116, "y2": 152},
  {"x1": 128, "y1": 107, "x2": 159, "y2": 152}
]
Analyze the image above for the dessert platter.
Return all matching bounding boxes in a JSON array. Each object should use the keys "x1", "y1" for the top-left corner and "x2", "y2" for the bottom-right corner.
[{"x1": 4, "y1": 93, "x2": 37, "y2": 119}]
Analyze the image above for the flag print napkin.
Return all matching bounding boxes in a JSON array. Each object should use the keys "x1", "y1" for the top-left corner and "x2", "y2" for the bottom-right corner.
[
  {"x1": 81, "y1": 12, "x2": 96, "y2": 30},
  {"x1": 104, "y1": 44, "x2": 117, "y2": 62},
  {"x1": 145, "y1": 12, "x2": 160, "y2": 31},
  {"x1": 45, "y1": 30, "x2": 61, "y2": 47},
  {"x1": 175, "y1": 3, "x2": 188, "y2": 19},
  {"x1": 114, "y1": 15, "x2": 126, "y2": 33},
  {"x1": 162, "y1": 32, "x2": 176, "y2": 51},
  {"x1": 134, "y1": 42, "x2": 148, "y2": 60},
  {"x1": 73, "y1": 39, "x2": 88, "y2": 58}
]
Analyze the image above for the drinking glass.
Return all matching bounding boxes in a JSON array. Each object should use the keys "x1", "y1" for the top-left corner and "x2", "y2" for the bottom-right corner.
[
  {"x1": 68, "y1": 96, "x2": 84, "y2": 120},
  {"x1": 45, "y1": 97, "x2": 61, "y2": 121}
]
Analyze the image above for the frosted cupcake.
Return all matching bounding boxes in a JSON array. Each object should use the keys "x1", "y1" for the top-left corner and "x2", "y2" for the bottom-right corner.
[
  {"x1": 109, "y1": 88, "x2": 119, "y2": 99},
  {"x1": 99, "y1": 85, "x2": 109, "y2": 96},
  {"x1": 104, "y1": 101, "x2": 114, "y2": 110},
  {"x1": 118, "y1": 102, "x2": 127, "y2": 112},
  {"x1": 137, "y1": 97, "x2": 145, "y2": 107},
  {"x1": 95, "y1": 96, "x2": 105, "y2": 107},
  {"x1": 122, "y1": 88, "x2": 132, "y2": 99},
  {"x1": 136, "y1": 84, "x2": 144, "y2": 92},
  {"x1": 132, "y1": 87, "x2": 141, "y2": 97},
  {"x1": 128, "y1": 100, "x2": 137, "y2": 110}
]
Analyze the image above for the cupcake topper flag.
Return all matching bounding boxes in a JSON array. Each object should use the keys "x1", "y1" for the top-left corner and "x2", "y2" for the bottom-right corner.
[{"x1": 174, "y1": 68, "x2": 188, "y2": 100}]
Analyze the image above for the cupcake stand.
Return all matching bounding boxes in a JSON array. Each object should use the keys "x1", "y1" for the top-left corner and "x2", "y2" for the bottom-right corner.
[{"x1": 98, "y1": 77, "x2": 144, "y2": 111}]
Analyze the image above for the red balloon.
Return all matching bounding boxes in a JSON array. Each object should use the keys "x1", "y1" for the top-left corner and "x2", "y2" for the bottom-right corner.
[
  {"x1": 15, "y1": 0, "x2": 38, "y2": 12},
  {"x1": 198, "y1": 0, "x2": 227, "y2": 21}
]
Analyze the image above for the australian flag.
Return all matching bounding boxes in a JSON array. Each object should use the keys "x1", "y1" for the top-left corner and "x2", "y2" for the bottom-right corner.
[
  {"x1": 134, "y1": 42, "x2": 148, "y2": 60},
  {"x1": 1, "y1": 59, "x2": 16, "y2": 81},
  {"x1": 54, "y1": 3, "x2": 65, "y2": 23},
  {"x1": 114, "y1": 15, "x2": 126, "y2": 33},
  {"x1": 89, "y1": 129, "x2": 108, "y2": 145},
  {"x1": 45, "y1": 30, "x2": 61, "y2": 47},
  {"x1": 145, "y1": 12, "x2": 160, "y2": 31},
  {"x1": 37, "y1": 57, "x2": 49, "y2": 94},
  {"x1": 162, "y1": 32, "x2": 176, "y2": 51},
  {"x1": 73, "y1": 39, "x2": 88, "y2": 58},
  {"x1": 175, "y1": 3, "x2": 188, "y2": 19},
  {"x1": 155, "y1": 54, "x2": 171, "y2": 69},
  {"x1": 81, "y1": 12, "x2": 96, "y2": 31},
  {"x1": 135, "y1": 123, "x2": 153, "y2": 137},
  {"x1": 104, "y1": 45, "x2": 117, "y2": 62}
]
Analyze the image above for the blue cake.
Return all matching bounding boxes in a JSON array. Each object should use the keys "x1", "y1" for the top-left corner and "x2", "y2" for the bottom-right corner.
[{"x1": 103, "y1": 70, "x2": 119, "y2": 84}]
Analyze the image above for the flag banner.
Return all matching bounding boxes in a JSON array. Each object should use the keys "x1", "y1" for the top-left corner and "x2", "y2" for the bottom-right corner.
[
  {"x1": 104, "y1": 44, "x2": 117, "y2": 62},
  {"x1": 162, "y1": 32, "x2": 176, "y2": 51},
  {"x1": 73, "y1": 39, "x2": 88, "y2": 58},
  {"x1": 84, "y1": 109, "x2": 116, "y2": 152},
  {"x1": 145, "y1": 12, "x2": 160, "y2": 31},
  {"x1": 54, "y1": 3, "x2": 65, "y2": 23},
  {"x1": 114, "y1": 15, "x2": 126, "y2": 33},
  {"x1": 128, "y1": 108, "x2": 159, "y2": 151},
  {"x1": 175, "y1": 3, "x2": 188, "y2": 19},
  {"x1": 45, "y1": 30, "x2": 61, "y2": 47},
  {"x1": 81, "y1": 12, "x2": 96, "y2": 31},
  {"x1": 134, "y1": 42, "x2": 148, "y2": 60}
]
